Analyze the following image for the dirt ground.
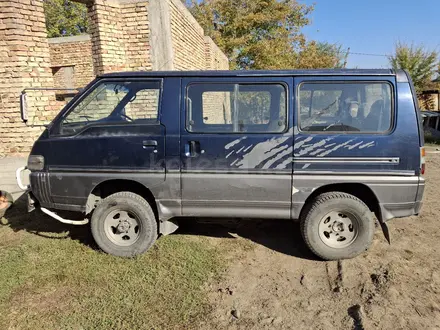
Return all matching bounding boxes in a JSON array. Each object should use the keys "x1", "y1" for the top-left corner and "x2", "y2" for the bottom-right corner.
[
  {"x1": 1, "y1": 153, "x2": 440, "y2": 329},
  {"x1": 187, "y1": 150, "x2": 440, "y2": 330}
]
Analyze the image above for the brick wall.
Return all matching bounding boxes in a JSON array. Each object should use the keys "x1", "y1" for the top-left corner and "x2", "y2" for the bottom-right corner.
[
  {"x1": 0, "y1": 0, "x2": 63, "y2": 155},
  {"x1": 205, "y1": 36, "x2": 229, "y2": 70},
  {"x1": 86, "y1": 0, "x2": 127, "y2": 75},
  {"x1": 49, "y1": 35, "x2": 94, "y2": 88},
  {"x1": 121, "y1": 2, "x2": 152, "y2": 71},
  {"x1": 0, "y1": 0, "x2": 228, "y2": 156},
  {"x1": 202, "y1": 91, "x2": 232, "y2": 124},
  {"x1": 86, "y1": 0, "x2": 153, "y2": 74},
  {"x1": 168, "y1": 0, "x2": 206, "y2": 70},
  {"x1": 85, "y1": 0, "x2": 229, "y2": 73}
]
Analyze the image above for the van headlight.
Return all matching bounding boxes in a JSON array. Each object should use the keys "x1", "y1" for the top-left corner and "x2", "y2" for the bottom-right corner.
[{"x1": 27, "y1": 155, "x2": 45, "y2": 171}]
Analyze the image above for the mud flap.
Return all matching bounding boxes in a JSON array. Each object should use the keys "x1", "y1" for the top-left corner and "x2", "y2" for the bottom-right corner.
[
  {"x1": 159, "y1": 219, "x2": 179, "y2": 236},
  {"x1": 379, "y1": 220, "x2": 391, "y2": 244}
]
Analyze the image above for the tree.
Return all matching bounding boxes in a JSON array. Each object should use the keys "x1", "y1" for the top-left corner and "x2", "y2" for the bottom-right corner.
[
  {"x1": 297, "y1": 41, "x2": 348, "y2": 69},
  {"x1": 44, "y1": 0, "x2": 88, "y2": 38},
  {"x1": 188, "y1": 0, "x2": 345, "y2": 70},
  {"x1": 188, "y1": 0, "x2": 316, "y2": 70},
  {"x1": 389, "y1": 42, "x2": 439, "y2": 92},
  {"x1": 434, "y1": 65, "x2": 440, "y2": 84}
]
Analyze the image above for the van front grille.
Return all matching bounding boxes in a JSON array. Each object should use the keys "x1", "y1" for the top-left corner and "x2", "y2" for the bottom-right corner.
[{"x1": 32, "y1": 172, "x2": 52, "y2": 204}]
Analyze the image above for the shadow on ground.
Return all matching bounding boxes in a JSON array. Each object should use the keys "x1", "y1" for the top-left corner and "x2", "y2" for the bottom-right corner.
[
  {"x1": 176, "y1": 217, "x2": 318, "y2": 260},
  {"x1": 2, "y1": 195, "x2": 317, "y2": 260},
  {"x1": 1, "y1": 194, "x2": 96, "y2": 249}
]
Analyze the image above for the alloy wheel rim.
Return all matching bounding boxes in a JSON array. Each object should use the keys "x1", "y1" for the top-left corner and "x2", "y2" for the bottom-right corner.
[
  {"x1": 104, "y1": 209, "x2": 141, "y2": 247},
  {"x1": 318, "y1": 210, "x2": 359, "y2": 248}
]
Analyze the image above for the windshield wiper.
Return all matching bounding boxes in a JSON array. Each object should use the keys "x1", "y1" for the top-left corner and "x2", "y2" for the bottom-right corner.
[{"x1": 323, "y1": 119, "x2": 341, "y2": 131}]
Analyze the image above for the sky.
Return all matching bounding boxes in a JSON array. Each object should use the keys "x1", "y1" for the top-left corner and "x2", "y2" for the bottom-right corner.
[{"x1": 301, "y1": 0, "x2": 439, "y2": 68}]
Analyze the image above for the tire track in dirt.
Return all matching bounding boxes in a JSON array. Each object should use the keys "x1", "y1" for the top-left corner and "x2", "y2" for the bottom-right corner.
[{"x1": 195, "y1": 153, "x2": 440, "y2": 330}]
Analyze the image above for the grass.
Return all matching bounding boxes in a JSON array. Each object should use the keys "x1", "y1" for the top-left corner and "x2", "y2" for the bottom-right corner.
[
  {"x1": 424, "y1": 138, "x2": 440, "y2": 145},
  {"x1": 0, "y1": 202, "x2": 243, "y2": 330},
  {"x1": 424, "y1": 131, "x2": 440, "y2": 145}
]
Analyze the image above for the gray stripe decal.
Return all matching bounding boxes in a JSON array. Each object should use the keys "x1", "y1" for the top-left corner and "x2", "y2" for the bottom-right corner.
[
  {"x1": 182, "y1": 200, "x2": 290, "y2": 207},
  {"x1": 48, "y1": 167, "x2": 165, "y2": 173},
  {"x1": 181, "y1": 169, "x2": 291, "y2": 175},
  {"x1": 293, "y1": 157, "x2": 400, "y2": 164},
  {"x1": 294, "y1": 170, "x2": 415, "y2": 176}
]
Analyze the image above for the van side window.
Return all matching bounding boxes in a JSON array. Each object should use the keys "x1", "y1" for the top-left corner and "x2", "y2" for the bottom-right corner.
[
  {"x1": 187, "y1": 83, "x2": 287, "y2": 133},
  {"x1": 60, "y1": 80, "x2": 160, "y2": 135},
  {"x1": 299, "y1": 82, "x2": 392, "y2": 133}
]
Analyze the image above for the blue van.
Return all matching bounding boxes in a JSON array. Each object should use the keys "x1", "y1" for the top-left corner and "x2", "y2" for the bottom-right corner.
[{"x1": 17, "y1": 69, "x2": 425, "y2": 260}]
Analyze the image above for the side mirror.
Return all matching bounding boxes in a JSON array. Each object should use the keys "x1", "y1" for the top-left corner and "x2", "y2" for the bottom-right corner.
[{"x1": 20, "y1": 92, "x2": 28, "y2": 122}]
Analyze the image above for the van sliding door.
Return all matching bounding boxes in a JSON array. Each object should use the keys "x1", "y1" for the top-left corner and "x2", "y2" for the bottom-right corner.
[{"x1": 180, "y1": 77, "x2": 294, "y2": 219}]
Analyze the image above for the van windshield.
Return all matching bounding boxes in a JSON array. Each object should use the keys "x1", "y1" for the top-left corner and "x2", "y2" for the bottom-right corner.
[{"x1": 59, "y1": 80, "x2": 160, "y2": 135}]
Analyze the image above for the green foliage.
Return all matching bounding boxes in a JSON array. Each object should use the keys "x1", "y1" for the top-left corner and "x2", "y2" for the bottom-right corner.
[
  {"x1": 298, "y1": 41, "x2": 348, "y2": 69},
  {"x1": 424, "y1": 129, "x2": 440, "y2": 145},
  {"x1": 389, "y1": 42, "x2": 439, "y2": 93},
  {"x1": 44, "y1": 0, "x2": 88, "y2": 38},
  {"x1": 188, "y1": 0, "x2": 344, "y2": 70}
]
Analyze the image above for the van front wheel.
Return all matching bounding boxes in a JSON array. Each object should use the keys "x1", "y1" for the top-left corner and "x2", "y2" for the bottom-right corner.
[
  {"x1": 300, "y1": 192, "x2": 375, "y2": 260},
  {"x1": 91, "y1": 192, "x2": 158, "y2": 257}
]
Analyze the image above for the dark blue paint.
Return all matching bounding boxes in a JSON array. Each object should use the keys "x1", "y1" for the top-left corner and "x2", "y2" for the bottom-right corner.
[
  {"x1": 101, "y1": 69, "x2": 396, "y2": 78},
  {"x1": 292, "y1": 76, "x2": 420, "y2": 173},
  {"x1": 28, "y1": 70, "x2": 422, "y2": 213},
  {"x1": 180, "y1": 76, "x2": 294, "y2": 172}
]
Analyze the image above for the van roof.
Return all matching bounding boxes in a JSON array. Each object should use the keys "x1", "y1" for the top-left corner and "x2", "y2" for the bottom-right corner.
[{"x1": 100, "y1": 69, "x2": 404, "y2": 79}]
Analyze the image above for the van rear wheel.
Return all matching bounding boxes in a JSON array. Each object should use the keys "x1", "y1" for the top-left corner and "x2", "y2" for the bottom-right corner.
[
  {"x1": 300, "y1": 192, "x2": 374, "y2": 260},
  {"x1": 91, "y1": 192, "x2": 158, "y2": 257}
]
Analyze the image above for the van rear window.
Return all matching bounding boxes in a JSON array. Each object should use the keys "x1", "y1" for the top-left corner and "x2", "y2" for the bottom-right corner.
[
  {"x1": 299, "y1": 82, "x2": 393, "y2": 133},
  {"x1": 186, "y1": 83, "x2": 287, "y2": 133}
]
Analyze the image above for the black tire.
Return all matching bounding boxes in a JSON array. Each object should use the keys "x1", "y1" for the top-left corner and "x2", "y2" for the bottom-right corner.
[
  {"x1": 91, "y1": 192, "x2": 158, "y2": 257},
  {"x1": 300, "y1": 192, "x2": 375, "y2": 260}
]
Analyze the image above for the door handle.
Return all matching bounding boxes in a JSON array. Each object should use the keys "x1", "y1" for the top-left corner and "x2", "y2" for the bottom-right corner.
[
  {"x1": 185, "y1": 140, "x2": 202, "y2": 157},
  {"x1": 143, "y1": 140, "x2": 158, "y2": 153}
]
